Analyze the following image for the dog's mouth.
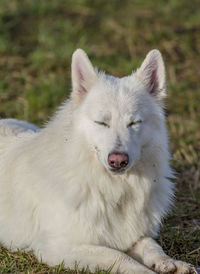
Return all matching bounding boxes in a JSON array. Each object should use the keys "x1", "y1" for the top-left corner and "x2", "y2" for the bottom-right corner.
[{"x1": 108, "y1": 167, "x2": 127, "y2": 175}]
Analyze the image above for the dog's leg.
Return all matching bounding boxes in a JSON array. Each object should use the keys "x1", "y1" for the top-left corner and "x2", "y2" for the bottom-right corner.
[
  {"x1": 126, "y1": 237, "x2": 197, "y2": 274},
  {"x1": 40, "y1": 244, "x2": 156, "y2": 274}
]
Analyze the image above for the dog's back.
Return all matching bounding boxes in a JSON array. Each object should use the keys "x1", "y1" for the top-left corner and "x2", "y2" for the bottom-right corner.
[{"x1": 0, "y1": 119, "x2": 39, "y2": 136}]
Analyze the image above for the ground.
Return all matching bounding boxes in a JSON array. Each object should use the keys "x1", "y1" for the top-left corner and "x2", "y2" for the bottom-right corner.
[{"x1": 0, "y1": 0, "x2": 199, "y2": 273}]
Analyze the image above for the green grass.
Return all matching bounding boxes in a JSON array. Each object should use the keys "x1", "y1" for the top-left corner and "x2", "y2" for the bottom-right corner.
[{"x1": 0, "y1": 0, "x2": 200, "y2": 272}]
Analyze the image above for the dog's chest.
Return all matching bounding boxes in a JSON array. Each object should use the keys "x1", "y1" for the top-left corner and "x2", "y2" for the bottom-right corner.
[{"x1": 72, "y1": 180, "x2": 152, "y2": 251}]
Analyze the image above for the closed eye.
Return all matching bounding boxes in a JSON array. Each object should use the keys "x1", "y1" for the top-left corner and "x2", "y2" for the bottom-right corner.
[
  {"x1": 94, "y1": 121, "x2": 110, "y2": 128},
  {"x1": 127, "y1": 120, "x2": 142, "y2": 127}
]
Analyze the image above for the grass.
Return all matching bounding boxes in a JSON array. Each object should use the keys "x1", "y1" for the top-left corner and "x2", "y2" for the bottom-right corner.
[{"x1": 0, "y1": 0, "x2": 199, "y2": 272}]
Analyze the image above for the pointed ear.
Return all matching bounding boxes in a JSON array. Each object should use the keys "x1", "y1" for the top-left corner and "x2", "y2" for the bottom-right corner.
[
  {"x1": 71, "y1": 49, "x2": 97, "y2": 104},
  {"x1": 136, "y1": 50, "x2": 166, "y2": 100}
]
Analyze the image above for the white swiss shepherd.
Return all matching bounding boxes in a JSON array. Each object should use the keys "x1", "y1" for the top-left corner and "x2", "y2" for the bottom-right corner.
[{"x1": 0, "y1": 49, "x2": 196, "y2": 274}]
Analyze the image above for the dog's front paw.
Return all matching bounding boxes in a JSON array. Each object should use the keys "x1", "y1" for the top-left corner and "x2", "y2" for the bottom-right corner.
[
  {"x1": 173, "y1": 260, "x2": 197, "y2": 274},
  {"x1": 151, "y1": 257, "x2": 197, "y2": 274},
  {"x1": 151, "y1": 257, "x2": 176, "y2": 273}
]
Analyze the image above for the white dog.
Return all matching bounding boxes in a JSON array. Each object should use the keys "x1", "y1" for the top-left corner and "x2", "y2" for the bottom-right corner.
[{"x1": 0, "y1": 49, "x2": 196, "y2": 273}]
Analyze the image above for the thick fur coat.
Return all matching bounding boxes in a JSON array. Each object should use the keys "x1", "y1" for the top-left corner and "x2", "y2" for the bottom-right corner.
[{"x1": 0, "y1": 50, "x2": 196, "y2": 273}]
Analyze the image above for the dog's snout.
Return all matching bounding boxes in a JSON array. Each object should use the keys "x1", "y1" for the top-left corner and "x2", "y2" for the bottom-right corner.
[{"x1": 108, "y1": 152, "x2": 129, "y2": 169}]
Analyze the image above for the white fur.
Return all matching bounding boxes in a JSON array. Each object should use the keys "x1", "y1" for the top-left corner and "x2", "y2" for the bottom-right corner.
[
  {"x1": 0, "y1": 49, "x2": 196, "y2": 274},
  {"x1": 0, "y1": 118, "x2": 39, "y2": 135}
]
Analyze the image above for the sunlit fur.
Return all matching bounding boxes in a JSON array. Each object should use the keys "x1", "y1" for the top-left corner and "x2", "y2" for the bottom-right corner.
[{"x1": 0, "y1": 50, "x2": 196, "y2": 274}]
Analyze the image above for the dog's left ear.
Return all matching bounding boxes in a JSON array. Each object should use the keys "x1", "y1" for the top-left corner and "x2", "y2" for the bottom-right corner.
[
  {"x1": 71, "y1": 49, "x2": 98, "y2": 104},
  {"x1": 136, "y1": 49, "x2": 166, "y2": 100}
]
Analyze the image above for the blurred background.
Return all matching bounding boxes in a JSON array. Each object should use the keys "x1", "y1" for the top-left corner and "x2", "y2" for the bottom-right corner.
[{"x1": 0, "y1": 0, "x2": 199, "y2": 272}]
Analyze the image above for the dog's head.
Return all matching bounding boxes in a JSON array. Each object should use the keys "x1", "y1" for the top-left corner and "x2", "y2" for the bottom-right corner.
[{"x1": 70, "y1": 49, "x2": 167, "y2": 175}]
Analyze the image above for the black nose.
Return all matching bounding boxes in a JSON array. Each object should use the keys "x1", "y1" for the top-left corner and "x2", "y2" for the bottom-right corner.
[{"x1": 108, "y1": 152, "x2": 129, "y2": 169}]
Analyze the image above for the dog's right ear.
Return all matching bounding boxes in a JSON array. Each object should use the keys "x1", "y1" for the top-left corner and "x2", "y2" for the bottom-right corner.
[{"x1": 71, "y1": 49, "x2": 97, "y2": 104}]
